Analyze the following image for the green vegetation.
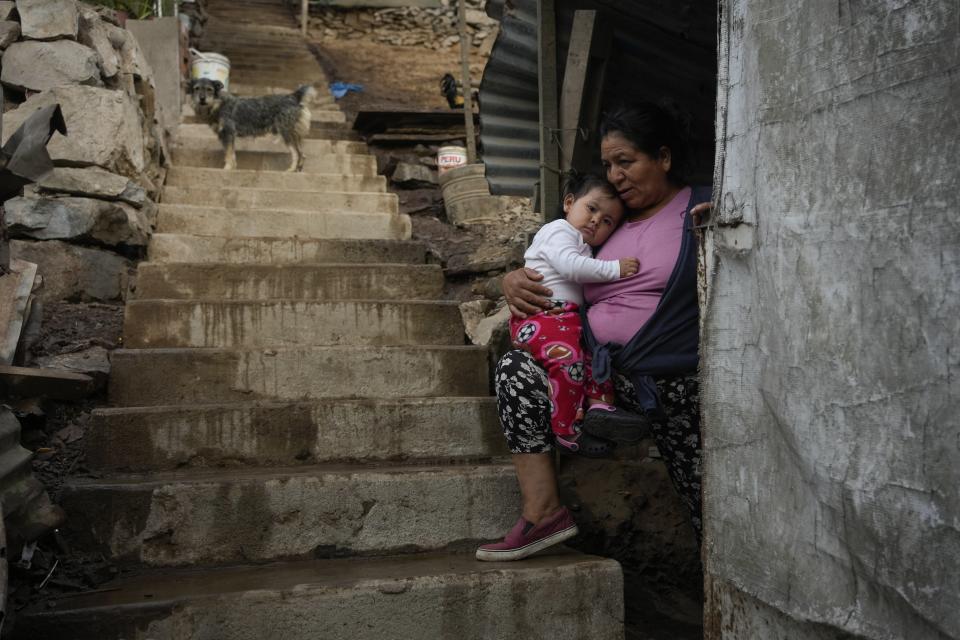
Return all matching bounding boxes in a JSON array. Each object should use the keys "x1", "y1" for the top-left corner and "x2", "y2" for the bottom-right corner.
[{"x1": 85, "y1": 0, "x2": 155, "y2": 20}]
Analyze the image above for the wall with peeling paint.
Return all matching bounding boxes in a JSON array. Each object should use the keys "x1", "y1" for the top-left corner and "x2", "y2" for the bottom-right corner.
[{"x1": 702, "y1": 0, "x2": 959, "y2": 638}]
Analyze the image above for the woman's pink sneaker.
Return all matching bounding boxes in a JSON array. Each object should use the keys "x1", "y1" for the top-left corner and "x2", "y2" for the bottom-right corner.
[{"x1": 475, "y1": 507, "x2": 579, "y2": 561}]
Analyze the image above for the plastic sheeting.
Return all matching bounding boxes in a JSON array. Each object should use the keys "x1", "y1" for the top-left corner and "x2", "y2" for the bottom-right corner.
[{"x1": 702, "y1": 1, "x2": 960, "y2": 638}]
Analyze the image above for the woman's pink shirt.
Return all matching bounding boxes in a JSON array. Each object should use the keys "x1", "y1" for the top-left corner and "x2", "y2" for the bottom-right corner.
[{"x1": 583, "y1": 186, "x2": 690, "y2": 346}]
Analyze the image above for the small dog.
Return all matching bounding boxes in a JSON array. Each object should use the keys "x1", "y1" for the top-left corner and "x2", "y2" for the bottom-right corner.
[{"x1": 188, "y1": 78, "x2": 316, "y2": 172}]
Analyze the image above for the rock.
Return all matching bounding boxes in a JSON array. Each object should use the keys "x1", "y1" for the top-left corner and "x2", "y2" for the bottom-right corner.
[
  {"x1": 2, "y1": 86, "x2": 145, "y2": 177},
  {"x1": 9, "y1": 239, "x2": 134, "y2": 302},
  {"x1": 35, "y1": 167, "x2": 147, "y2": 208},
  {"x1": 106, "y1": 22, "x2": 153, "y2": 81},
  {"x1": 392, "y1": 161, "x2": 438, "y2": 186},
  {"x1": 16, "y1": 0, "x2": 78, "y2": 41},
  {"x1": 470, "y1": 304, "x2": 512, "y2": 347},
  {"x1": 0, "y1": 20, "x2": 19, "y2": 48},
  {"x1": 446, "y1": 238, "x2": 525, "y2": 276},
  {"x1": 78, "y1": 6, "x2": 119, "y2": 78},
  {"x1": 472, "y1": 274, "x2": 504, "y2": 301},
  {"x1": 459, "y1": 299, "x2": 495, "y2": 338},
  {"x1": 0, "y1": 2, "x2": 15, "y2": 20},
  {"x1": 465, "y1": 9, "x2": 493, "y2": 26},
  {"x1": 4, "y1": 195, "x2": 151, "y2": 248},
  {"x1": 34, "y1": 346, "x2": 110, "y2": 390},
  {"x1": 1, "y1": 40, "x2": 101, "y2": 92}
]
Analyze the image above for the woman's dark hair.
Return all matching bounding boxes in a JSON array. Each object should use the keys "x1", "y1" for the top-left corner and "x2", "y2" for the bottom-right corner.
[
  {"x1": 599, "y1": 101, "x2": 690, "y2": 183},
  {"x1": 561, "y1": 169, "x2": 618, "y2": 202}
]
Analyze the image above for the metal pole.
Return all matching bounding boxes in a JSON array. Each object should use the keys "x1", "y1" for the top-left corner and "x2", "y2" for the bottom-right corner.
[
  {"x1": 457, "y1": 0, "x2": 477, "y2": 164},
  {"x1": 301, "y1": 0, "x2": 308, "y2": 37}
]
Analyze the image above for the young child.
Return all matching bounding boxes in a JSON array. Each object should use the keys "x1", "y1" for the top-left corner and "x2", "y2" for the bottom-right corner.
[{"x1": 509, "y1": 172, "x2": 638, "y2": 452}]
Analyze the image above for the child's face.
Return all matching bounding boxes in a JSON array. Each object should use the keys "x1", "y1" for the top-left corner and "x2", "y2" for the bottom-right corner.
[{"x1": 563, "y1": 188, "x2": 625, "y2": 247}]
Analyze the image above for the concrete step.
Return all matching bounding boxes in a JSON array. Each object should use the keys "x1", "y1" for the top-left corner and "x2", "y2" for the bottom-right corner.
[
  {"x1": 173, "y1": 127, "x2": 363, "y2": 152},
  {"x1": 178, "y1": 115, "x2": 359, "y2": 139},
  {"x1": 164, "y1": 167, "x2": 383, "y2": 192},
  {"x1": 108, "y1": 345, "x2": 489, "y2": 405},
  {"x1": 134, "y1": 262, "x2": 441, "y2": 300},
  {"x1": 155, "y1": 205, "x2": 412, "y2": 240},
  {"x1": 161, "y1": 186, "x2": 398, "y2": 215},
  {"x1": 60, "y1": 462, "x2": 517, "y2": 565},
  {"x1": 21, "y1": 551, "x2": 623, "y2": 640},
  {"x1": 122, "y1": 299, "x2": 466, "y2": 348},
  {"x1": 170, "y1": 148, "x2": 375, "y2": 173},
  {"x1": 228, "y1": 82, "x2": 337, "y2": 101},
  {"x1": 147, "y1": 234, "x2": 429, "y2": 265},
  {"x1": 86, "y1": 397, "x2": 503, "y2": 471}
]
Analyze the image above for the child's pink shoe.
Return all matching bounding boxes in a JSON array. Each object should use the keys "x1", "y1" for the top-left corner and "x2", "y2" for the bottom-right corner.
[{"x1": 475, "y1": 507, "x2": 578, "y2": 561}]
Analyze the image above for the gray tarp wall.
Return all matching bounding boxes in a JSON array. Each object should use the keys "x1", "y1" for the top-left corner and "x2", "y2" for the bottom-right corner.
[{"x1": 702, "y1": 0, "x2": 959, "y2": 638}]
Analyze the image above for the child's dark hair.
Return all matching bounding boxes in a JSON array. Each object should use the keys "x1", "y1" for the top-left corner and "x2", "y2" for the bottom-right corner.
[{"x1": 561, "y1": 170, "x2": 618, "y2": 202}]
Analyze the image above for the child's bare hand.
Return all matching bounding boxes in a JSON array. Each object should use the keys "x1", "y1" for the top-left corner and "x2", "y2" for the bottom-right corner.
[{"x1": 619, "y1": 257, "x2": 639, "y2": 278}]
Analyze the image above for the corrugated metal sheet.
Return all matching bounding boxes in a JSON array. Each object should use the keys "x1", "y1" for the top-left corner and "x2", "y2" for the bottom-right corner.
[{"x1": 479, "y1": 0, "x2": 716, "y2": 197}]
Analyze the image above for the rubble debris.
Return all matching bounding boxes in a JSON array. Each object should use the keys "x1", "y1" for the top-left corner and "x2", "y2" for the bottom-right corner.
[{"x1": 308, "y1": 0, "x2": 497, "y2": 50}]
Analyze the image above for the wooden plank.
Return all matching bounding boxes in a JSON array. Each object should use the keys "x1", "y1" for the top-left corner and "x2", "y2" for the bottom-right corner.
[
  {"x1": 558, "y1": 10, "x2": 610, "y2": 173},
  {"x1": 457, "y1": 0, "x2": 477, "y2": 163},
  {"x1": 537, "y1": 0, "x2": 560, "y2": 220},
  {"x1": 0, "y1": 365, "x2": 93, "y2": 401},
  {"x1": 301, "y1": 0, "x2": 308, "y2": 36},
  {"x1": 311, "y1": 0, "x2": 441, "y2": 7}
]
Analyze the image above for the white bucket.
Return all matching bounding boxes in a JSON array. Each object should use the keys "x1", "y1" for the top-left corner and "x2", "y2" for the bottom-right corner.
[
  {"x1": 437, "y1": 145, "x2": 468, "y2": 175},
  {"x1": 190, "y1": 49, "x2": 231, "y2": 91}
]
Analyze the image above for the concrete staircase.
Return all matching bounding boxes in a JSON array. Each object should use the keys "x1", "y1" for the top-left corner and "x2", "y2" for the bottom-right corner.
[{"x1": 21, "y1": 1, "x2": 623, "y2": 637}]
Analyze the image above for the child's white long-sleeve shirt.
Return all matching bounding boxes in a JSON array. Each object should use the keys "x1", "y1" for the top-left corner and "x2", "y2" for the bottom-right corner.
[{"x1": 523, "y1": 219, "x2": 621, "y2": 306}]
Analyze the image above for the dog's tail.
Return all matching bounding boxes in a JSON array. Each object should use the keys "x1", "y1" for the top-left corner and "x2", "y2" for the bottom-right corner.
[{"x1": 293, "y1": 84, "x2": 318, "y2": 105}]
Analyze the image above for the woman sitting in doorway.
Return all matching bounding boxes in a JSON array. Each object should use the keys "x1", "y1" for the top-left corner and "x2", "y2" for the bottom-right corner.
[{"x1": 477, "y1": 102, "x2": 711, "y2": 561}]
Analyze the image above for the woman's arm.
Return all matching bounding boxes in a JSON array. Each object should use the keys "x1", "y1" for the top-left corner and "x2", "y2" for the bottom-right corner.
[{"x1": 502, "y1": 268, "x2": 553, "y2": 318}]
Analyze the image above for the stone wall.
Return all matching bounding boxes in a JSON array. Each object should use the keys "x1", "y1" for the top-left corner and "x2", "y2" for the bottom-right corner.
[
  {"x1": 1, "y1": 0, "x2": 165, "y2": 303},
  {"x1": 702, "y1": 1, "x2": 959, "y2": 638},
  {"x1": 309, "y1": 0, "x2": 496, "y2": 50}
]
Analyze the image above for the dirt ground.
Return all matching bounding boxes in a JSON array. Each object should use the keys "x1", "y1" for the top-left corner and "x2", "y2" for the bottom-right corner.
[{"x1": 310, "y1": 38, "x2": 488, "y2": 116}]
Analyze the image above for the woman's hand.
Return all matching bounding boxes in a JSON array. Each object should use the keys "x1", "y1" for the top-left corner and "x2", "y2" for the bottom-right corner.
[
  {"x1": 503, "y1": 268, "x2": 553, "y2": 318},
  {"x1": 691, "y1": 202, "x2": 712, "y2": 227}
]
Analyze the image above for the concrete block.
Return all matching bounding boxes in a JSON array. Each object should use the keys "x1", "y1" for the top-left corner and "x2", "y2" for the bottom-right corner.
[
  {"x1": 61, "y1": 463, "x2": 518, "y2": 564},
  {"x1": 108, "y1": 346, "x2": 489, "y2": 405},
  {"x1": 146, "y1": 234, "x2": 428, "y2": 265},
  {"x1": 23, "y1": 552, "x2": 623, "y2": 640},
  {"x1": 122, "y1": 299, "x2": 465, "y2": 348},
  {"x1": 87, "y1": 397, "x2": 504, "y2": 471},
  {"x1": 170, "y1": 148, "x2": 377, "y2": 174},
  {"x1": 160, "y1": 186, "x2": 398, "y2": 215},
  {"x1": 164, "y1": 166, "x2": 385, "y2": 192},
  {"x1": 133, "y1": 263, "x2": 443, "y2": 301},
  {"x1": 173, "y1": 127, "x2": 365, "y2": 154},
  {"x1": 155, "y1": 205, "x2": 412, "y2": 241},
  {"x1": 126, "y1": 18, "x2": 180, "y2": 134}
]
